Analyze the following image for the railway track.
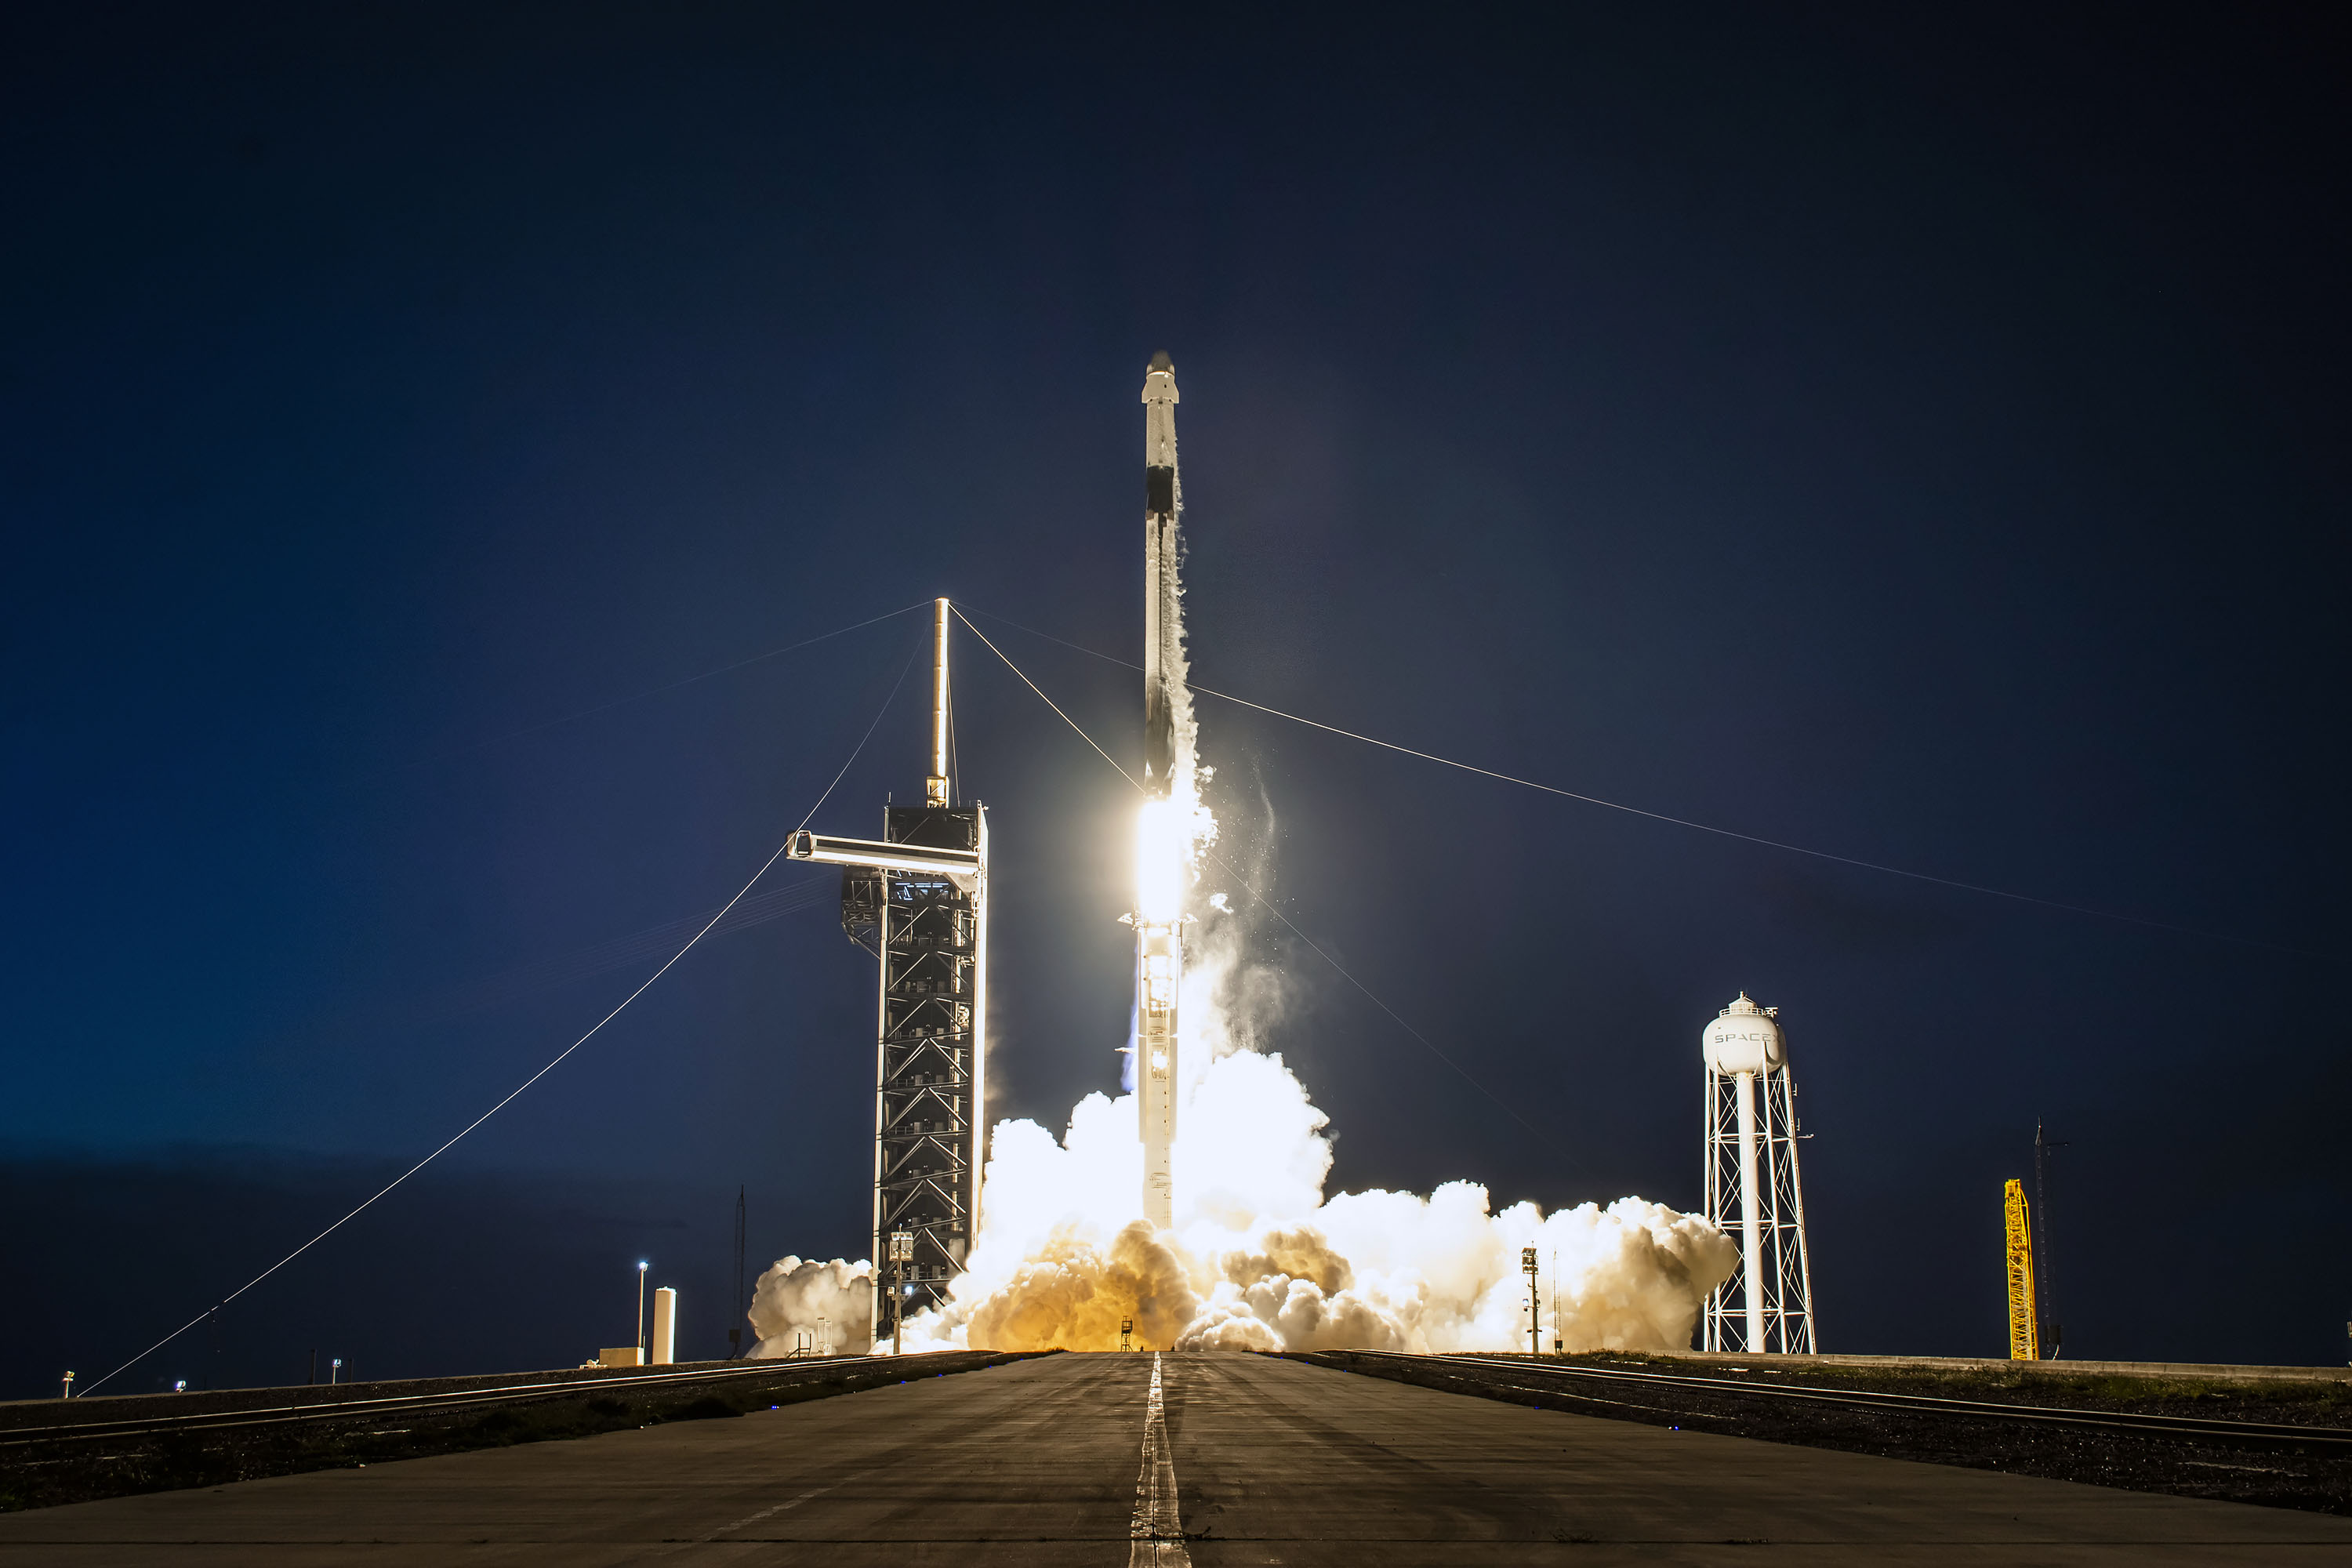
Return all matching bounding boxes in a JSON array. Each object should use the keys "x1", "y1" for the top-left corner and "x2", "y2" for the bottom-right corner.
[
  {"x1": 0, "y1": 1352, "x2": 964, "y2": 1449},
  {"x1": 1348, "y1": 1351, "x2": 2352, "y2": 1447}
]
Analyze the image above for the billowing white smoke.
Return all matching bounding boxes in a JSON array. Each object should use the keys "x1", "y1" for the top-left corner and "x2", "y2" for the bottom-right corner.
[
  {"x1": 889, "y1": 998, "x2": 1736, "y2": 1354},
  {"x1": 746, "y1": 1256, "x2": 875, "y2": 1357},
  {"x1": 750, "y1": 444, "x2": 1737, "y2": 1356}
]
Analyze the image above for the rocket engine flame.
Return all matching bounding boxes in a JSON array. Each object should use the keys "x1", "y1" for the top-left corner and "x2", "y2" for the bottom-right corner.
[{"x1": 1134, "y1": 799, "x2": 1187, "y2": 925}]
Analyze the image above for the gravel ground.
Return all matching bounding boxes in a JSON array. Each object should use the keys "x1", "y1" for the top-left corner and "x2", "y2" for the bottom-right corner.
[{"x1": 1292, "y1": 1351, "x2": 2352, "y2": 1516}]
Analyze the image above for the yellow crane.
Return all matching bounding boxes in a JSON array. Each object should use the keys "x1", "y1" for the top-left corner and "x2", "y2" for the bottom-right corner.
[{"x1": 2003, "y1": 1178, "x2": 2038, "y2": 1361}]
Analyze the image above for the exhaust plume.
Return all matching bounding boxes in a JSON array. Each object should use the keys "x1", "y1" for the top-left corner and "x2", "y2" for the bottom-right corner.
[
  {"x1": 747, "y1": 1255, "x2": 874, "y2": 1357},
  {"x1": 885, "y1": 1031, "x2": 1736, "y2": 1353}
]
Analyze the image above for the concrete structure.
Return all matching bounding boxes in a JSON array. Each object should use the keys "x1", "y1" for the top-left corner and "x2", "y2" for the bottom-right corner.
[
  {"x1": 1702, "y1": 993, "x2": 1817, "y2": 1352},
  {"x1": 6, "y1": 1354, "x2": 2344, "y2": 1563},
  {"x1": 649, "y1": 1287, "x2": 677, "y2": 1367},
  {"x1": 594, "y1": 1347, "x2": 641, "y2": 1369},
  {"x1": 789, "y1": 599, "x2": 989, "y2": 1343},
  {"x1": 1134, "y1": 352, "x2": 1185, "y2": 1231}
]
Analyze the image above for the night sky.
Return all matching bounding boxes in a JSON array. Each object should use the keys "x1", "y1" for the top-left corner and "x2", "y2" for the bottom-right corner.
[{"x1": 5, "y1": 5, "x2": 2347, "y2": 1399}]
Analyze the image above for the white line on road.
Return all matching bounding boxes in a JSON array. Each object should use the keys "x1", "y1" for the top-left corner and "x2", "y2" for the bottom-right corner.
[
  {"x1": 701, "y1": 1479, "x2": 840, "y2": 1541},
  {"x1": 1129, "y1": 1352, "x2": 1191, "y2": 1567}
]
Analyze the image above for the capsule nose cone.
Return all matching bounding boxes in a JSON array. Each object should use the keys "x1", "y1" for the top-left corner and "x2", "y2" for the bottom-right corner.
[{"x1": 1147, "y1": 350, "x2": 1173, "y2": 372}]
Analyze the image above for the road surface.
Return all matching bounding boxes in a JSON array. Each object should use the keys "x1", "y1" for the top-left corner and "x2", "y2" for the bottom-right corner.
[{"x1": 2, "y1": 1351, "x2": 2347, "y2": 1564}]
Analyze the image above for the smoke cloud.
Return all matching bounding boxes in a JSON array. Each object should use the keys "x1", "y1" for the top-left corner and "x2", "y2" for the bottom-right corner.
[
  {"x1": 746, "y1": 1255, "x2": 875, "y2": 1357},
  {"x1": 886, "y1": 1030, "x2": 1736, "y2": 1354}
]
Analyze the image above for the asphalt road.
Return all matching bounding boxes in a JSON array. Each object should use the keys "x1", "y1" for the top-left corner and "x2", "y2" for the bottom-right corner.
[{"x1": 3, "y1": 1351, "x2": 2349, "y2": 1565}]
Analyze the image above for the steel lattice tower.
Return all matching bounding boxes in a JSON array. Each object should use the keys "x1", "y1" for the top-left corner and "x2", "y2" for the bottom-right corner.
[
  {"x1": 789, "y1": 600, "x2": 989, "y2": 1346},
  {"x1": 1700, "y1": 994, "x2": 1817, "y2": 1354},
  {"x1": 858, "y1": 797, "x2": 985, "y2": 1328}
]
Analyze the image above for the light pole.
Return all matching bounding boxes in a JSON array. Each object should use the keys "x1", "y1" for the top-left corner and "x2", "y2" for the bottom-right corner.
[
  {"x1": 729, "y1": 1186, "x2": 746, "y2": 1359},
  {"x1": 636, "y1": 1261, "x2": 650, "y2": 1361},
  {"x1": 1523, "y1": 1247, "x2": 1541, "y2": 1357},
  {"x1": 2033, "y1": 1120, "x2": 2068, "y2": 1359}
]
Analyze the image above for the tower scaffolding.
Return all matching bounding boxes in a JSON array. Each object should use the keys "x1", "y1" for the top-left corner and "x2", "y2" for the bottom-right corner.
[{"x1": 789, "y1": 599, "x2": 988, "y2": 1345}]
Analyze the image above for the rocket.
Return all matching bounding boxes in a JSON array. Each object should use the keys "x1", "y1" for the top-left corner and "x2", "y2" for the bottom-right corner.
[
  {"x1": 1135, "y1": 350, "x2": 1183, "y2": 1229},
  {"x1": 1143, "y1": 351, "x2": 1182, "y2": 798}
]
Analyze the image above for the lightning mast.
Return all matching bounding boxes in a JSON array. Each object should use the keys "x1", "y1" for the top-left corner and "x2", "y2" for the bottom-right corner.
[
  {"x1": 789, "y1": 599, "x2": 989, "y2": 1345},
  {"x1": 1134, "y1": 352, "x2": 1184, "y2": 1230}
]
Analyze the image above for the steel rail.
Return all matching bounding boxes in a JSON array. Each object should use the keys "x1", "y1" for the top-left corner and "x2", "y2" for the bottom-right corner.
[
  {"x1": 1357, "y1": 1352, "x2": 2352, "y2": 1446},
  {"x1": 0, "y1": 1355, "x2": 892, "y2": 1448}
]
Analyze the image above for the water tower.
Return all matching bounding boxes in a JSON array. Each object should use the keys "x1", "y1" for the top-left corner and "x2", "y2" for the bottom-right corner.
[{"x1": 1700, "y1": 994, "x2": 1817, "y2": 1352}]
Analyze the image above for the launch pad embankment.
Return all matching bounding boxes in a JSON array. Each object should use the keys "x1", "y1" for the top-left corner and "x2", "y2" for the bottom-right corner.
[
  {"x1": 1658, "y1": 1348, "x2": 2352, "y2": 1385},
  {"x1": 1299, "y1": 1350, "x2": 2352, "y2": 1517},
  {"x1": 0, "y1": 1350, "x2": 1040, "y2": 1514}
]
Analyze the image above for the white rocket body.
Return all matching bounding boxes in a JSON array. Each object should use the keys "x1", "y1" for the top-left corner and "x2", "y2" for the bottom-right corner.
[
  {"x1": 1136, "y1": 916, "x2": 1179, "y2": 1228},
  {"x1": 1137, "y1": 353, "x2": 1184, "y2": 1230},
  {"x1": 1142, "y1": 355, "x2": 1181, "y2": 793}
]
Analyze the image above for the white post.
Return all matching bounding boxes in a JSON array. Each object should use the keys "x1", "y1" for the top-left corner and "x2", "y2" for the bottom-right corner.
[
  {"x1": 1703, "y1": 1069, "x2": 1720, "y2": 1352},
  {"x1": 1736, "y1": 1069, "x2": 1766, "y2": 1352},
  {"x1": 636, "y1": 1261, "x2": 649, "y2": 1356},
  {"x1": 651, "y1": 1287, "x2": 677, "y2": 1366}
]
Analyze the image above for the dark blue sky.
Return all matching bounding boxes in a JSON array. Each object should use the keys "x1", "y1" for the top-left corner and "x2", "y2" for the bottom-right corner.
[{"x1": 4, "y1": 4, "x2": 2346, "y2": 1396}]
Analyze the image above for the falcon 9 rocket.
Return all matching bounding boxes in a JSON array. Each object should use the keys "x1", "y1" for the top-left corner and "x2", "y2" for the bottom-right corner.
[{"x1": 1135, "y1": 351, "x2": 1184, "y2": 1230}]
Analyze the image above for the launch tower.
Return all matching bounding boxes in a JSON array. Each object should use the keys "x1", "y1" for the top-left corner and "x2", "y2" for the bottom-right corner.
[
  {"x1": 789, "y1": 601, "x2": 988, "y2": 1344},
  {"x1": 1700, "y1": 994, "x2": 1817, "y2": 1353}
]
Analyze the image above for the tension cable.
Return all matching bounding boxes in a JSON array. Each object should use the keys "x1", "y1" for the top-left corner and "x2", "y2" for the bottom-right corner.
[
  {"x1": 81, "y1": 627, "x2": 927, "y2": 1397},
  {"x1": 955, "y1": 606, "x2": 1577, "y2": 1166},
  {"x1": 954, "y1": 604, "x2": 2305, "y2": 959}
]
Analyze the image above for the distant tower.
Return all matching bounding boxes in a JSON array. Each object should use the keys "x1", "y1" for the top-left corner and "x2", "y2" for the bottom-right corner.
[{"x1": 1700, "y1": 994, "x2": 1817, "y2": 1353}]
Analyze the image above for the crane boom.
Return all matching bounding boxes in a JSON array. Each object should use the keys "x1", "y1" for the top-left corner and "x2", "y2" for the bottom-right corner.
[{"x1": 2004, "y1": 1178, "x2": 2039, "y2": 1361}]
